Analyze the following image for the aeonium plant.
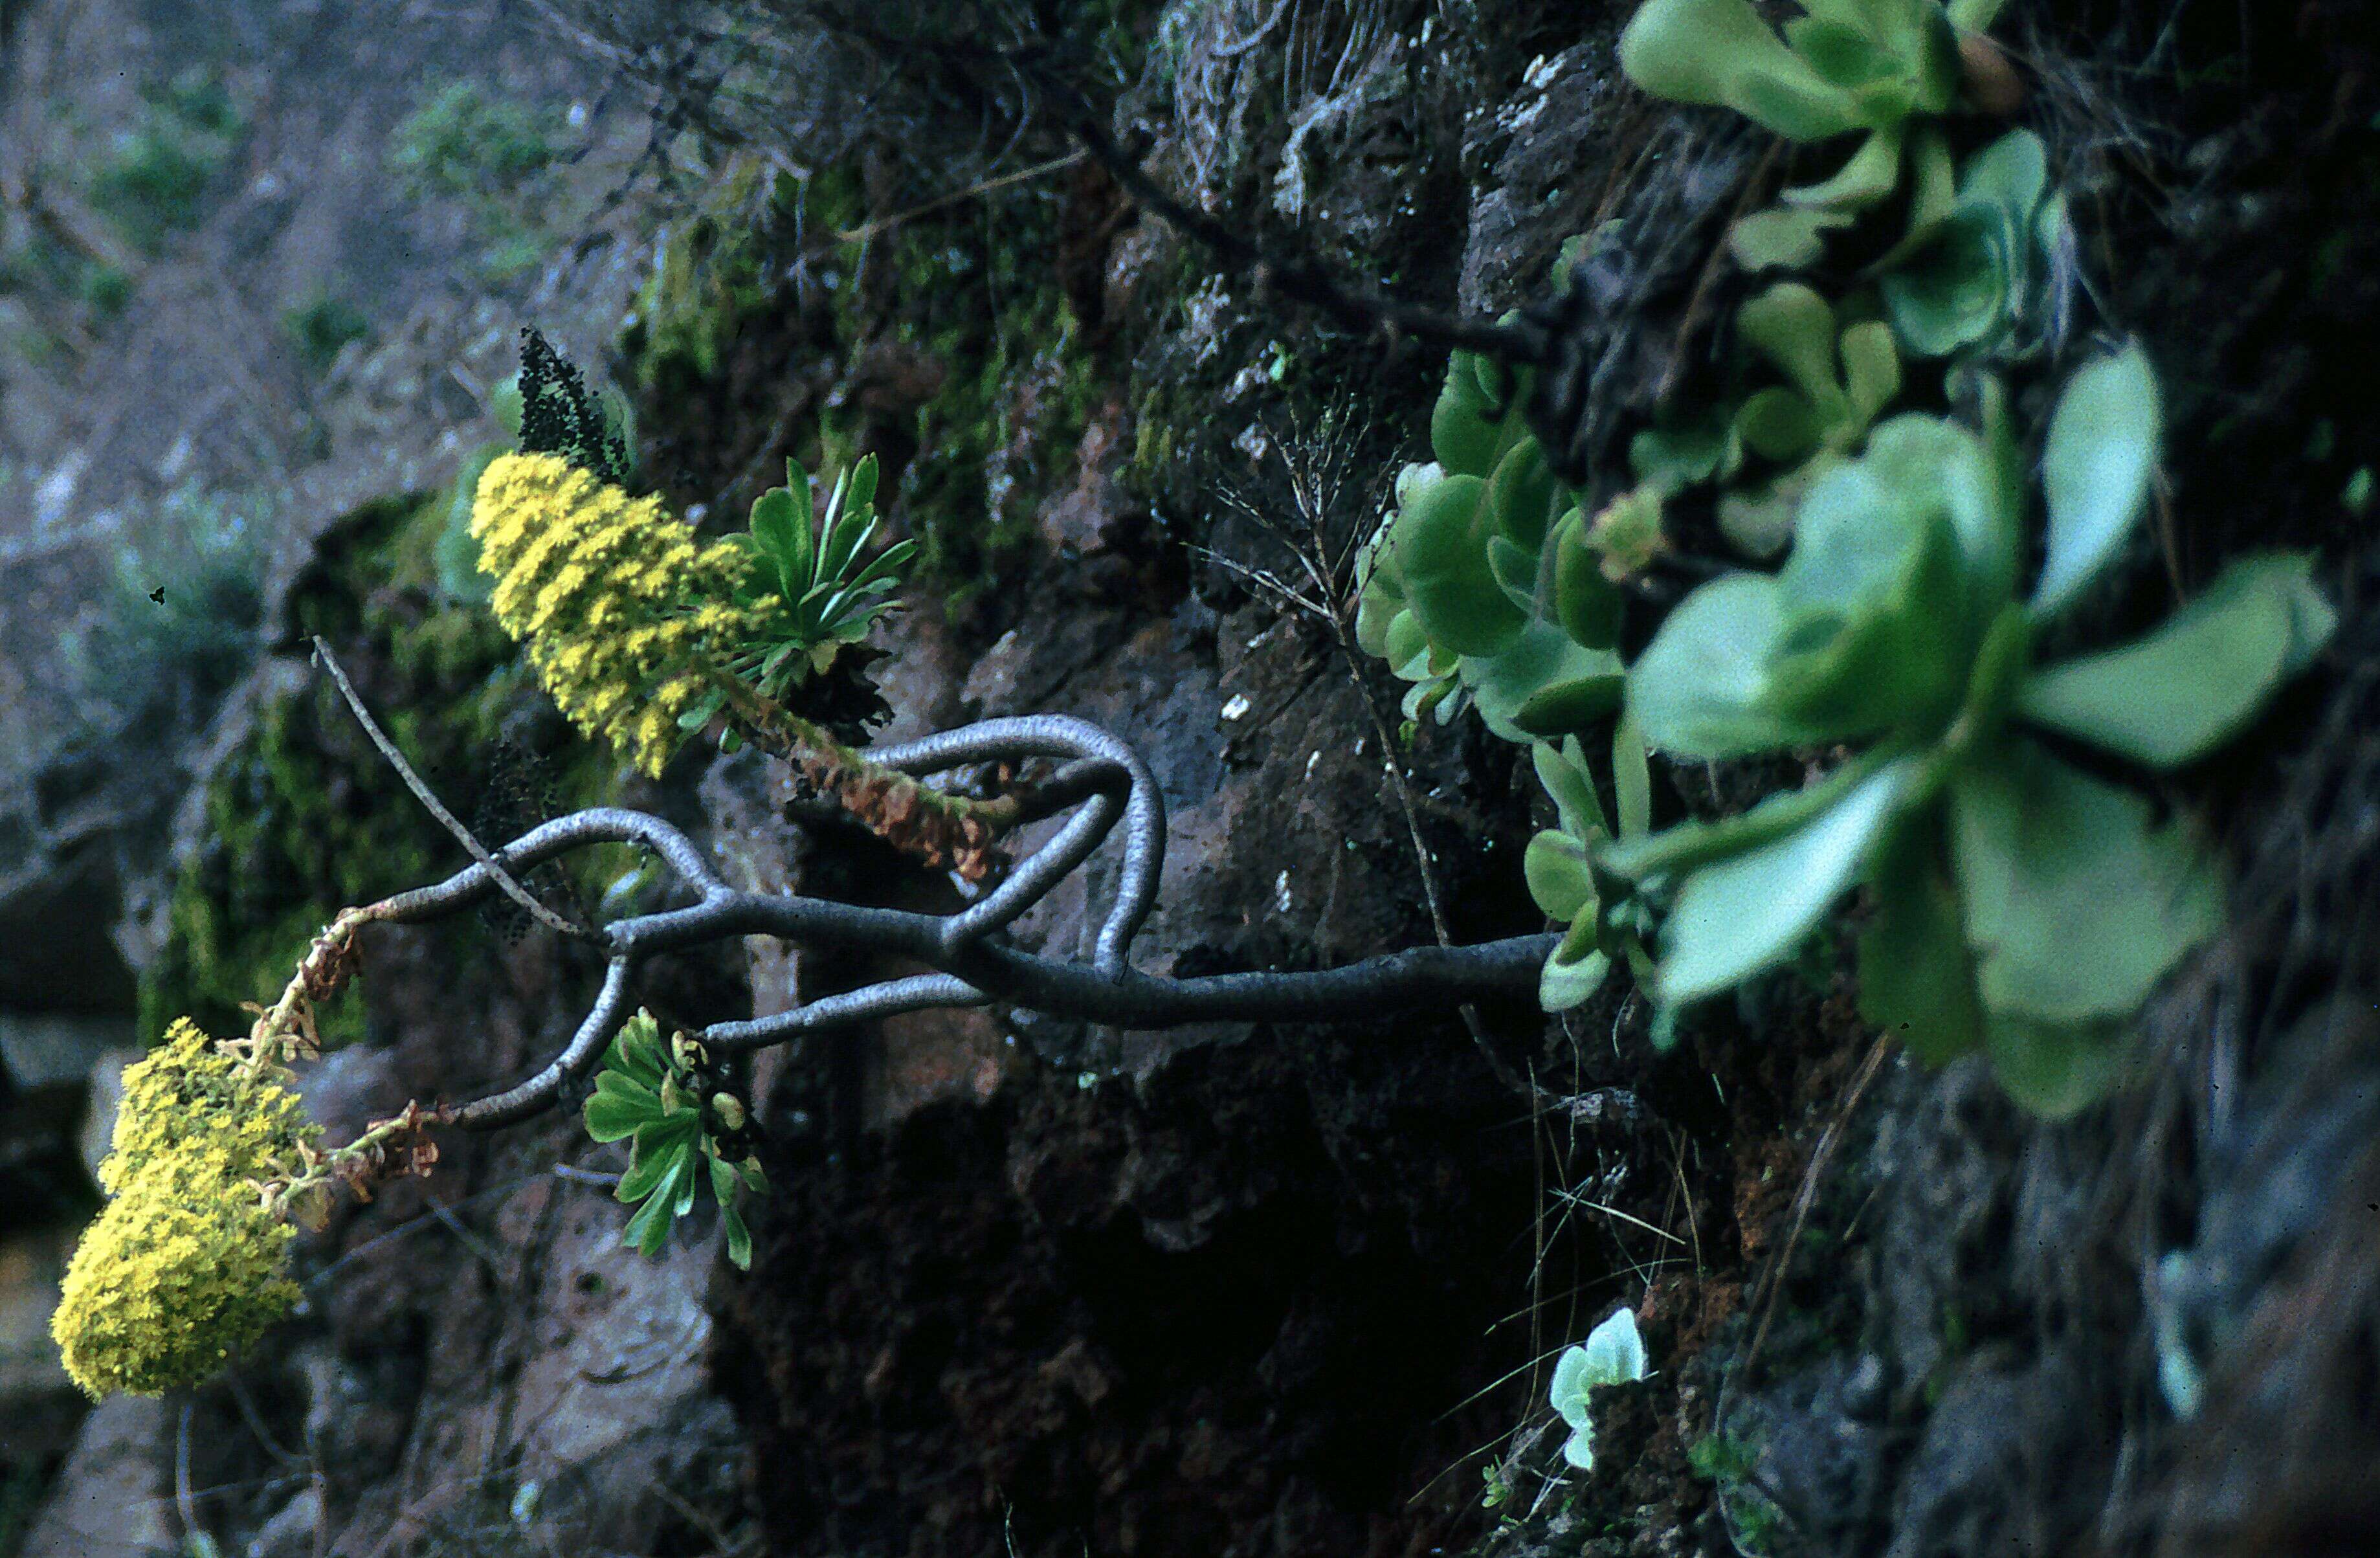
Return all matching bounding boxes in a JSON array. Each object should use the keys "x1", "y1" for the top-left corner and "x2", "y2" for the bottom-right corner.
[
  {"x1": 1524, "y1": 719, "x2": 1663, "y2": 1021},
  {"x1": 1618, "y1": 0, "x2": 2015, "y2": 273},
  {"x1": 583, "y1": 1010, "x2": 767, "y2": 1270},
  {"x1": 1607, "y1": 346, "x2": 2333, "y2": 1111},
  {"x1": 1355, "y1": 344, "x2": 1627, "y2": 741},
  {"x1": 675, "y1": 451, "x2": 917, "y2": 750}
]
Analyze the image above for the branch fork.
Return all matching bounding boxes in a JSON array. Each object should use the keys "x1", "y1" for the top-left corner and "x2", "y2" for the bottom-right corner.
[{"x1": 328, "y1": 711, "x2": 1551, "y2": 1132}]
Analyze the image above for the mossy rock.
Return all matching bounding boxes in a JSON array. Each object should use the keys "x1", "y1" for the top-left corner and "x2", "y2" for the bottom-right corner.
[{"x1": 139, "y1": 492, "x2": 615, "y2": 1047}]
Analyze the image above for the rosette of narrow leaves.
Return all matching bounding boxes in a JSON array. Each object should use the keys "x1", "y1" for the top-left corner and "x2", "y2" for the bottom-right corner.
[
  {"x1": 1874, "y1": 129, "x2": 2070, "y2": 359},
  {"x1": 1609, "y1": 347, "x2": 2334, "y2": 1113},
  {"x1": 583, "y1": 1012, "x2": 768, "y2": 1269},
  {"x1": 676, "y1": 454, "x2": 915, "y2": 748},
  {"x1": 1354, "y1": 345, "x2": 1625, "y2": 742},
  {"x1": 1526, "y1": 721, "x2": 1662, "y2": 1014}
]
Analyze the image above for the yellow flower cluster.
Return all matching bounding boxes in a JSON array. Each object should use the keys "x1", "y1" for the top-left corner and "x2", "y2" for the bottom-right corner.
[
  {"x1": 471, "y1": 452, "x2": 757, "y2": 776},
  {"x1": 52, "y1": 1020, "x2": 320, "y2": 1398}
]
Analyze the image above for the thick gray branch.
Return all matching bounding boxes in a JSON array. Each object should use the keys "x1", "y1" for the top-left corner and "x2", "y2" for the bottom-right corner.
[
  {"x1": 450, "y1": 957, "x2": 636, "y2": 1128},
  {"x1": 872, "y1": 714, "x2": 1162, "y2": 972},
  {"x1": 362, "y1": 716, "x2": 1547, "y2": 1129}
]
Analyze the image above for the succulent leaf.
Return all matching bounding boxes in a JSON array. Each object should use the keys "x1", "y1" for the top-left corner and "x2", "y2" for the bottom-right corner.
[
  {"x1": 2034, "y1": 344, "x2": 2161, "y2": 616},
  {"x1": 2017, "y1": 552, "x2": 2336, "y2": 767}
]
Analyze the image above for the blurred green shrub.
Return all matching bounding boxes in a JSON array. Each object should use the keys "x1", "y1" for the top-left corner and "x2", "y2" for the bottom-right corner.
[
  {"x1": 388, "y1": 80, "x2": 559, "y2": 199},
  {"x1": 283, "y1": 292, "x2": 372, "y2": 373},
  {"x1": 63, "y1": 484, "x2": 270, "y2": 742},
  {"x1": 89, "y1": 67, "x2": 245, "y2": 254},
  {"x1": 388, "y1": 80, "x2": 565, "y2": 285}
]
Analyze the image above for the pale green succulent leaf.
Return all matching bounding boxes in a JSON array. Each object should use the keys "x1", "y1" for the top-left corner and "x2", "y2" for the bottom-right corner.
[
  {"x1": 1513, "y1": 670, "x2": 1629, "y2": 738},
  {"x1": 1353, "y1": 585, "x2": 1399, "y2": 659},
  {"x1": 1731, "y1": 205, "x2": 1854, "y2": 273},
  {"x1": 1739, "y1": 284, "x2": 1844, "y2": 407},
  {"x1": 1948, "y1": 740, "x2": 2221, "y2": 1026},
  {"x1": 1839, "y1": 322, "x2": 1902, "y2": 427},
  {"x1": 1985, "y1": 1015, "x2": 2133, "y2": 1118},
  {"x1": 1487, "y1": 535, "x2": 1541, "y2": 608},
  {"x1": 1656, "y1": 754, "x2": 1917, "y2": 1004},
  {"x1": 1614, "y1": 715, "x2": 1653, "y2": 841},
  {"x1": 1879, "y1": 206, "x2": 2010, "y2": 358},
  {"x1": 1553, "y1": 508, "x2": 1627, "y2": 649},
  {"x1": 1383, "y1": 609, "x2": 1431, "y2": 676},
  {"x1": 1959, "y1": 128, "x2": 2047, "y2": 234},
  {"x1": 2018, "y1": 552, "x2": 2334, "y2": 767},
  {"x1": 1430, "y1": 353, "x2": 1511, "y2": 475},
  {"x1": 1462, "y1": 621, "x2": 1623, "y2": 744},
  {"x1": 1860, "y1": 412, "x2": 2016, "y2": 626},
  {"x1": 1766, "y1": 462, "x2": 1968, "y2": 736},
  {"x1": 1535, "y1": 738, "x2": 1608, "y2": 841},
  {"x1": 1906, "y1": 126, "x2": 1957, "y2": 227},
  {"x1": 1786, "y1": 17, "x2": 1899, "y2": 89},
  {"x1": 1627, "y1": 574, "x2": 1804, "y2": 759},
  {"x1": 1489, "y1": 440, "x2": 1563, "y2": 551},
  {"x1": 1618, "y1": 0, "x2": 1866, "y2": 139},
  {"x1": 1548, "y1": 1308, "x2": 1651, "y2": 1471},
  {"x1": 1578, "y1": 1306, "x2": 1651, "y2": 1386},
  {"x1": 1629, "y1": 568, "x2": 1892, "y2": 758},
  {"x1": 1549, "y1": 1344, "x2": 1590, "y2": 1427},
  {"x1": 1525, "y1": 830, "x2": 1598, "y2": 923},
  {"x1": 1856, "y1": 812, "x2": 1986, "y2": 1065},
  {"x1": 1394, "y1": 472, "x2": 1528, "y2": 656},
  {"x1": 1540, "y1": 946, "x2": 1612, "y2": 1012},
  {"x1": 1783, "y1": 124, "x2": 1904, "y2": 209},
  {"x1": 2034, "y1": 344, "x2": 2162, "y2": 616}
]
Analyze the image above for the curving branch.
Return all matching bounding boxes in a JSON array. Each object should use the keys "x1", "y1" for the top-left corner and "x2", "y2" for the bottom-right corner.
[{"x1": 364, "y1": 716, "x2": 1551, "y2": 1129}]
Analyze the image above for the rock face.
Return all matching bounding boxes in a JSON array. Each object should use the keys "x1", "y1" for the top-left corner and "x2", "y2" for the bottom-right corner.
[
  {"x1": 19, "y1": 1397, "x2": 175, "y2": 1558},
  {"x1": 0, "y1": 0, "x2": 717, "y2": 1550}
]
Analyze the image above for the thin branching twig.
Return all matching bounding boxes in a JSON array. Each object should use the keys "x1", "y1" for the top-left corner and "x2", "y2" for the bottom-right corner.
[{"x1": 311, "y1": 636, "x2": 600, "y2": 947}]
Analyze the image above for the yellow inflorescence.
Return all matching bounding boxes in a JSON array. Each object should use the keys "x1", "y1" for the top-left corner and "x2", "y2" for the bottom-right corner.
[
  {"x1": 471, "y1": 452, "x2": 758, "y2": 777},
  {"x1": 98, "y1": 1018, "x2": 315, "y2": 1194},
  {"x1": 52, "y1": 1020, "x2": 320, "y2": 1399}
]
